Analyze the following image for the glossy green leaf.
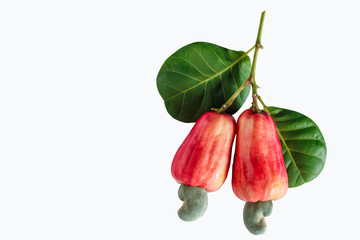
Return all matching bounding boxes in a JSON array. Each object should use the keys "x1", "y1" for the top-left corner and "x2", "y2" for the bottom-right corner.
[
  {"x1": 157, "y1": 42, "x2": 251, "y2": 123},
  {"x1": 268, "y1": 107, "x2": 327, "y2": 188}
]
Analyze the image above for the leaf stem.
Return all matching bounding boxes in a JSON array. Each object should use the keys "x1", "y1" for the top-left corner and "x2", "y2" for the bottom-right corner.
[
  {"x1": 245, "y1": 45, "x2": 257, "y2": 56},
  {"x1": 250, "y1": 11, "x2": 266, "y2": 113},
  {"x1": 217, "y1": 78, "x2": 251, "y2": 114}
]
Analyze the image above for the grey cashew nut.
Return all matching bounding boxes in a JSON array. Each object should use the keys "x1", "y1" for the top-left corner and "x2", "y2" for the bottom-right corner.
[
  {"x1": 177, "y1": 184, "x2": 208, "y2": 222},
  {"x1": 243, "y1": 200, "x2": 273, "y2": 235}
]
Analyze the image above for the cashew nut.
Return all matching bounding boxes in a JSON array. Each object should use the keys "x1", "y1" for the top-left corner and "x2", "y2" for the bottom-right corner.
[
  {"x1": 177, "y1": 184, "x2": 208, "y2": 222},
  {"x1": 243, "y1": 200, "x2": 273, "y2": 235}
]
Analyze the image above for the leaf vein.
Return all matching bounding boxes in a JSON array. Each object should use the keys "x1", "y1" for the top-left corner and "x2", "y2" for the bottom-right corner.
[
  {"x1": 282, "y1": 138, "x2": 325, "y2": 143},
  {"x1": 273, "y1": 116, "x2": 305, "y2": 122},
  {"x1": 199, "y1": 82, "x2": 208, "y2": 115},
  {"x1": 163, "y1": 53, "x2": 248, "y2": 102},
  {"x1": 239, "y1": 62, "x2": 249, "y2": 79},
  {"x1": 222, "y1": 48, "x2": 235, "y2": 61},
  {"x1": 277, "y1": 129, "x2": 305, "y2": 182},
  {"x1": 299, "y1": 170, "x2": 319, "y2": 177},
  {"x1": 158, "y1": 82, "x2": 182, "y2": 92},
  {"x1": 219, "y1": 74, "x2": 226, "y2": 102},
  {"x1": 189, "y1": 82, "x2": 207, "y2": 122},
  {"x1": 230, "y1": 66, "x2": 239, "y2": 88},
  {"x1": 278, "y1": 126, "x2": 315, "y2": 132},
  {"x1": 209, "y1": 45, "x2": 227, "y2": 67},
  {"x1": 172, "y1": 57, "x2": 211, "y2": 78},
  {"x1": 161, "y1": 70, "x2": 202, "y2": 82},
  {"x1": 191, "y1": 46, "x2": 217, "y2": 73},
  {"x1": 176, "y1": 93, "x2": 185, "y2": 119},
  {"x1": 287, "y1": 148, "x2": 324, "y2": 161}
]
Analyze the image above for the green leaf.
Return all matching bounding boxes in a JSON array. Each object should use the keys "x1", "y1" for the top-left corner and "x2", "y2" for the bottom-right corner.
[
  {"x1": 268, "y1": 107, "x2": 327, "y2": 188},
  {"x1": 157, "y1": 42, "x2": 251, "y2": 123}
]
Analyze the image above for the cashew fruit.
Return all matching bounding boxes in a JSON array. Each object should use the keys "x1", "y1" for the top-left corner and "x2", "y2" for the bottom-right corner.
[
  {"x1": 172, "y1": 112, "x2": 236, "y2": 192},
  {"x1": 232, "y1": 109, "x2": 288, "y2": 202}
]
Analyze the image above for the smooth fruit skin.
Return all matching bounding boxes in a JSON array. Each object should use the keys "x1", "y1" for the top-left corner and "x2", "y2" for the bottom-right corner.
[
  {"x1": 232, "y1": 109, "x2": 288, "y2": 202},
  {"x1": 171, "y1": 112, "x2": 236, "y2": 192}
]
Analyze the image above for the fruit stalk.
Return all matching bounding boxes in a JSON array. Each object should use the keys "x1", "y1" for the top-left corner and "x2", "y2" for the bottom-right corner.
[
  {"x1": 249, "y1": 11, "x2": 266, "y2": 113},
  {"x1": 216, "y1": 11, "x2": 266, "y2": 114}
]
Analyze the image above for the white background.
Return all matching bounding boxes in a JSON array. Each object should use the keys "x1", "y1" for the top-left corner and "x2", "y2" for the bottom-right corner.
[{"x1": 0, "y1": 0, "x2": 359, "y2": 239}]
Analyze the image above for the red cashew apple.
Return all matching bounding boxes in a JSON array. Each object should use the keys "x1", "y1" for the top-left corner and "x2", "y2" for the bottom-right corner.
[
  {"x1": 232, "y1": 109, "x2": 288, "y2": 202},
  {"x1": 172, "y1": 112, "x2": 236, "y2": 192}
]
